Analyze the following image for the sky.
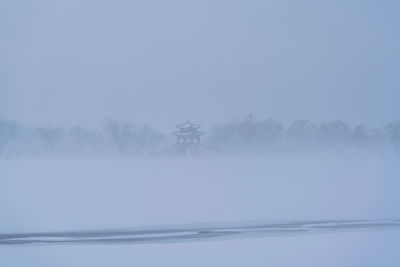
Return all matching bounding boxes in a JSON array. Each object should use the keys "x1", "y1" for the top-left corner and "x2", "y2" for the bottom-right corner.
[{"x1": 1, "y1": 0, "x2": 399, "y2": 131}]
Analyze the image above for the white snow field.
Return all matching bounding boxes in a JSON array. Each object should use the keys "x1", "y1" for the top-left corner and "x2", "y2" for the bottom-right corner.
[{"x1": 1, "y1": 157, "x2": 399, "y2": 266}]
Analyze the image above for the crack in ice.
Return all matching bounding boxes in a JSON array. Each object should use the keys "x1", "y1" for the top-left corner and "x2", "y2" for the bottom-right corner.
[{"x1": 1, "y1": 220, "x2": 399, "y2": 246}]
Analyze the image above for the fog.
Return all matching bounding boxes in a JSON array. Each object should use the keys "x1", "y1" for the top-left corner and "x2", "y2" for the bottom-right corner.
[
  {"x1": 1, "y1": 0, "x2": 400, "y2": 129},
  {"x1": 1, "y1": 1, "x2": 400, "y2": 267}
]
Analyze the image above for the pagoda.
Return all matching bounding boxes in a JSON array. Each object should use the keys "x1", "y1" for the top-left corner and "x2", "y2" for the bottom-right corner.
[{"x1": 173, "y1": 120, "x2": 204, "y2": 146}]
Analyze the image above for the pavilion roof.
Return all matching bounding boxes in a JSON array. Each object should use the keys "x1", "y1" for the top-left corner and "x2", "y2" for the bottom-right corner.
[{"x1": 176, "y1": 120, "x2": 201, "y2": 129}]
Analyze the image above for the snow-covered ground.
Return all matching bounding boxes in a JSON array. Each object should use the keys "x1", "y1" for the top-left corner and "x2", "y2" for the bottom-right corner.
[{"x1": 0, "y1": 157, "x2": 399, "y2": 266}]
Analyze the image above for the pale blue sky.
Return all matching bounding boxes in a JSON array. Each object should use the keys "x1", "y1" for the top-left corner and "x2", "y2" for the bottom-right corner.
[{"x1": 1, "y1": 0, "x2": 399, "y2": 130}]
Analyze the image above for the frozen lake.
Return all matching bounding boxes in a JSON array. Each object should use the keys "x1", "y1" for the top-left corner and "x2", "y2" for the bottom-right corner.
[{"x1": 0, "y1": 157, "x2": 399, "y2": 266}]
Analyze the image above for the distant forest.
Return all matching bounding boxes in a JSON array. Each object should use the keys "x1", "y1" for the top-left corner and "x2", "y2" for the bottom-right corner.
[{"x1": 0, "y1": 116, "x2": 399, "y2": 158}]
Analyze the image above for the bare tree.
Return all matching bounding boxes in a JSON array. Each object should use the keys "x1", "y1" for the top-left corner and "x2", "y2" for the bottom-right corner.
[
  {"x1": 286, "y1": 120, "x2": 317, "y2": 153},
  {"x1": 259, "y1": 119, "x2": 283, "y2": 155},
  {"x1": 385, "y1": 120, "x2": 400, "y2": 153},
  {"x1": 0, "y1": 120, "x2": 17, "y2": 156},
  {"x1": 351, "y1": 124, "x2": 369, "y2": 155},
  {"x1": 103, "y1": 119, "x2": 164, "y2": 157},
  {"x1": 103, "y1": 118, "x2": 126, "y2": 156},
  {"x1": 207, "y1": 116, "x2": 283, "y2": 155},
  {"x1": 69, "y1": 126, "x2": 102, "y2": 157},
  {"x1": 317, "y1": 120, "x2": 351, "y2": 153},
  {"x1": 38, "y1": 127, "x2": 61, "y2": 157}
]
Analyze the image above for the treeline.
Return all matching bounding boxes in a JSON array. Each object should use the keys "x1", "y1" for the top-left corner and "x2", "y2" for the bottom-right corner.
[
  {"x1": 207, "y1": 115, "x2": 400, "y2": 156},
  {"x1": 0, "y1": 116, "x2": 399, "y2": 158},
  {"x1": 0, "y1": 119, "x2": 165, "y2": 158}
]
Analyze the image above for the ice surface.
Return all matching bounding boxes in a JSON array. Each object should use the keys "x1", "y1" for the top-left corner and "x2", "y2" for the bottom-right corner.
[{"x1": 0, "y1": 157, "x2": 399, "y2": 266}]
